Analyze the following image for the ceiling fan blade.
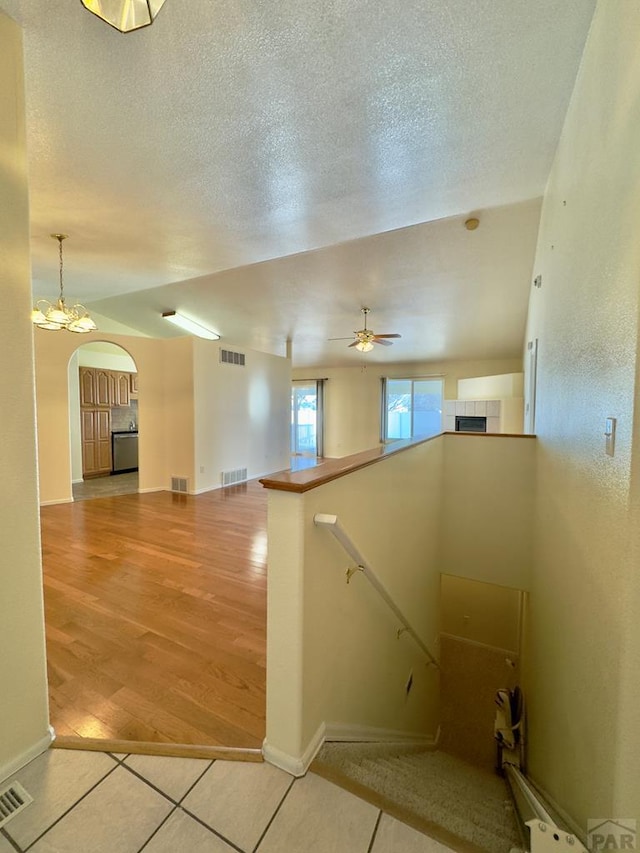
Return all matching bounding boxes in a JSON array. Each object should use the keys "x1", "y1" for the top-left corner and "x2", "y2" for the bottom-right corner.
[
  {"x1": 373, "y1": 333, "x2": 401, "y2": 339},
  {"x1": 328, "y1": 336, "x2": 358, "y2": 341},
  {"x1": 348, "y1": 341, "x2": 360, "y2": 348},
  {"x1": 373, "y1": 338, "x2": 393, "y2": 346}
]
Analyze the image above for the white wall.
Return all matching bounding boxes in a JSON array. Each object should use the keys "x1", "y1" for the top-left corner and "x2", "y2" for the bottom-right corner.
[
  {"x1": 0, "y1": 9, "x2": 51, "y2": 780},
  {"x1": 293, "y1": 357, "x2": 522, "y2": 458},
  {"x1": 524, "y1": 0, "x2": 640, "y2": 825},
  {"x1": 193, "y1": 342, "x2": 290, "y2": 492}
]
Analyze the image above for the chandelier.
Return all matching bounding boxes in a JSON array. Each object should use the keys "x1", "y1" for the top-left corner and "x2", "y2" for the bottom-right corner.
[
  {"x1": 31, "y1": 234, "x2": 98, "y2": 334},
  {"x1": 80, "y1": 0, "x2": 167, "y2": 33}
]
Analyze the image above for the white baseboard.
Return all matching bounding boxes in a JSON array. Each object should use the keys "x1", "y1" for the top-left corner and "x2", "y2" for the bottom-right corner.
[
  {"x1": 262, "y1": 720, "x2": 439, "y2": 777},
  {"x1": 190, "y1": 485, "x2": 221, "y2": 495},
  {"x1": 40, "y1": 498, "x2": 73, "y2": 506},
  {"x1": 137, "y1": 487, "x2": 164, "y2": 494},
  {"x1": 262, "y1": 722, "x2": 326, "y2": 778},
  {"x1": 0, "y1": 726, "x2": 55, "y2": 785},
  {"x1": 71, "y1": 479, "x2": 83, "y2": 485},
  {"x1": 324, "y1": 723, "x2": 438, "y2": 746}
]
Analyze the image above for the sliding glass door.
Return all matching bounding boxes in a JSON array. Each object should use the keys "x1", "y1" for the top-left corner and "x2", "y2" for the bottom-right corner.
[
  {"x1": 291, "y1": 380, "x2": 324, "y2": 457},
  {"x1": 382, "y1": 377, "x2": 443, "y2": 441}
]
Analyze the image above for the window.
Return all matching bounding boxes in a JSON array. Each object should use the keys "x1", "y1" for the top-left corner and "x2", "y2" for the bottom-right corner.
[
  {"x1": 291, "y1": 380, "x2": 324, "y2": 457},
  {"x1": 382, "y1": 377, "x2": 443, "y2": 441}
]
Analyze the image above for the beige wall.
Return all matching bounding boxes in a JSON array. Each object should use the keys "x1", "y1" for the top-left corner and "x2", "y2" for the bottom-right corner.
[
  {"x1": 0, "y1": 10, "x2": 50, "y2": 779},
  {"x1": 193, "y1": 342, "x2": 290, "y2": 493},
  {"x1": 524, "y1": 0, "x2": 640, "y2": 825},
  {"x1": 440, "y1": 434, "x2": 535, "y2": 590},
  {"x1": 34, "y1": 332, "x2": 170, "y2": 502},
  {"x1": 68, "y1": 351, "x2": 83, "y2": 482},
  {"x1": 457, "y1": 372, "x2": 524, "y2": 400},
  {"x1": 266, "y1": 432, "x2": 535, "y2": 769},
  {"x1": 440, "y1": 575, "x2": 522, "y2": 654},
  {"x1": 293, "y1": 358, "x2": 522, "y2": 458},
  {"x1": 35, "y1": 333, "x2": 290, "y2": 502},
  {"x1": 266, "y1": 438, "x2": 444, "y2": 766}
]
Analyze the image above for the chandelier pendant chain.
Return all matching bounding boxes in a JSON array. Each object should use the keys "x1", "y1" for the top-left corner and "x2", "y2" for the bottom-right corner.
[{"x1": 55, "y1": 234, "x2": 67, "y2": 305}]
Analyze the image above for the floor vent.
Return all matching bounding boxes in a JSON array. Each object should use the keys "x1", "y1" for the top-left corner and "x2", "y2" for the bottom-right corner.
[
  {"x1": 220, "y1": 348, "x2": 246, "y2": 367},
  {"x1": 171, "y1": 477, "x2": 189, "y2": 494},
  {"x1": 0, "y1": 782, "x2": 33, "y2": 829},
  {"x1": 221, "y1": 467, "x2": 248, "y2": 486}
]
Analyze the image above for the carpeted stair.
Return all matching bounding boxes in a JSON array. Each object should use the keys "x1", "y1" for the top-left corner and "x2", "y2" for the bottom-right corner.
[{"x1": 312, "y1": 742, "x2": 522, "y2": 853}]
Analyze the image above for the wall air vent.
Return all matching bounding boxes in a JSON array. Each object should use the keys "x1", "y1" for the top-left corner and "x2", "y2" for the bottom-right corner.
[
  {"x1": 221, "y1": 467, "x2": 248, "y2": 487},
  {"x1": 220, "y1": 348, "x2": 246, "y2": 367},
  {"x1": 171, "y1": 477, "x2": 189, "y2": 494},
  {"x1": 0, "y1": 781, "x2": 33, "y2": 829}
]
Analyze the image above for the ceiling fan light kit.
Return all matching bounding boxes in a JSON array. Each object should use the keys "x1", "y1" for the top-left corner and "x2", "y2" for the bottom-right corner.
[
  {"x1": 329, "y1": 307, "x2": 401, "y2": 353},
  {"x1": 80, "y1": 0, "x2": 167, "y2": 33},
  {"x1": 31, "y1": 234, "x2": 98, "y2": 334}
]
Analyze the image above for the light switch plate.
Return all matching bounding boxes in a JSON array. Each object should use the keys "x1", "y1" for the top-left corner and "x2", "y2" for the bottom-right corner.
[{"x1": 605, "y1": 417, "x2": 616, "y2": 456}]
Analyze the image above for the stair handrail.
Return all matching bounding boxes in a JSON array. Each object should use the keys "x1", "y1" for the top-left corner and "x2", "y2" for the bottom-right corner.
[{"x1": 313, "y1": 513, "x2": 440, "y2": 669}]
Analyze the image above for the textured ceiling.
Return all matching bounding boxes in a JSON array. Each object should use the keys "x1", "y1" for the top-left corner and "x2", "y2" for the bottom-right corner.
[{"x1": 2, "y1": 0, "x2": 596, "y2": 366}]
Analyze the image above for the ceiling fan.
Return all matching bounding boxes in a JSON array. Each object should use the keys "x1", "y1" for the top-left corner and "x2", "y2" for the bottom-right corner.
[{"x1": 329, "y1": 307, "x2": 401, "y2": 352}]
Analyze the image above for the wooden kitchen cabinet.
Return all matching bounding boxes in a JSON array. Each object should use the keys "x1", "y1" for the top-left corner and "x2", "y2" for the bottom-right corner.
[
  {"x1": 94, "y1": 368, "x2": 112, "y2": 407},
  {"x1": 114, "y1": 372, "x2": 130, "y2": 407},
  {"x1": 79, "y1": 367, "x2": 132, "y2": 408},
  {"x1": 79, "y1": 367, "x2": 96, "y2": 406},
  {"x1": 81, "y1": 408, "x2": 111, "y2": 477},
  {"x1": 130, "y1": 373, "x2": 138, "y2": 395}
]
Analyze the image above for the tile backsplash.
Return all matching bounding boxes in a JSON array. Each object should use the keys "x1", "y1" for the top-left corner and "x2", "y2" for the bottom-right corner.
[{"x1": 111, "y1": 400, "x2": 138, "y2": 431}]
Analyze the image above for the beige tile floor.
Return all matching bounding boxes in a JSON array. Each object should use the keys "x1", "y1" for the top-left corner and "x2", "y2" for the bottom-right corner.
[{"x1": 0, "y1": 750, "x2": 455, "y2": 853}]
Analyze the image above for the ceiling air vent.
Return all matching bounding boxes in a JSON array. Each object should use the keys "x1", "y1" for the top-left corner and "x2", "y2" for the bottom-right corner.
[
  {"x1": 0, "y1": 781, "x2": 33, "y2": 829},
  {"x1": 220, "y1": 348, "x2": 246, "y2": 367},
  {"x1": 171, "y1": 477, "x2": 188, "y2": 494},
  {"x1": 221, "y1": 467, "x2": 248, "y2": 487}
]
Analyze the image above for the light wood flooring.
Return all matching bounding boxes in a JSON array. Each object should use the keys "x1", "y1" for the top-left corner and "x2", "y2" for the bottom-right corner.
[{"x1": 41, "y1": 481, "x2": 267, "y2": 749}]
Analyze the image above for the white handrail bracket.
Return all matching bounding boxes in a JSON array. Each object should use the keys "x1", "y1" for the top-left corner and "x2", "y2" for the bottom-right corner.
[{"x1": 527, "y1": 820, "x2": 587, "y2": 852}]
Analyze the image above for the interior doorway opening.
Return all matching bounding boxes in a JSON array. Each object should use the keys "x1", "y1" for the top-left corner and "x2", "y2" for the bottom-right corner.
[{"x1": 68, "y1": 341, "x2": 139, "y2": 500}]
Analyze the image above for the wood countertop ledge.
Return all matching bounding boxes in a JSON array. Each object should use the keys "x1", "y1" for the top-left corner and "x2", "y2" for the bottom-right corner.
[{"x1": 260, "y1": 431, "x2": 535, "y2": 494}]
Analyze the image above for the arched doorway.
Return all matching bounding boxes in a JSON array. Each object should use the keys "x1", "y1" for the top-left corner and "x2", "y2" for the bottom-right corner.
[{"x1": 68, "y1": 341, "x2": 139, "y2": 500}]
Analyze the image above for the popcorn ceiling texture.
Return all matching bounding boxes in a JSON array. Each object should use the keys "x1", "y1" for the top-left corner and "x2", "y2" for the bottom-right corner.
[{"x1": 1, "y1": 0, "x2": 596, "y2": 364}]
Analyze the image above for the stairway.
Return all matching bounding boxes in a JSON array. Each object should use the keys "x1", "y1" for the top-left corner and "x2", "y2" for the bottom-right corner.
[{"x1": 312, "y1": 741, "x2": 521, "y2": 853}]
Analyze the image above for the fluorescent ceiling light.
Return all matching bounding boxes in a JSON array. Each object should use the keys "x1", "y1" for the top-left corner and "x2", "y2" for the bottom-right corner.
[{"x1": 162, "y1": 311, "x2": 220, "y2": 340}]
